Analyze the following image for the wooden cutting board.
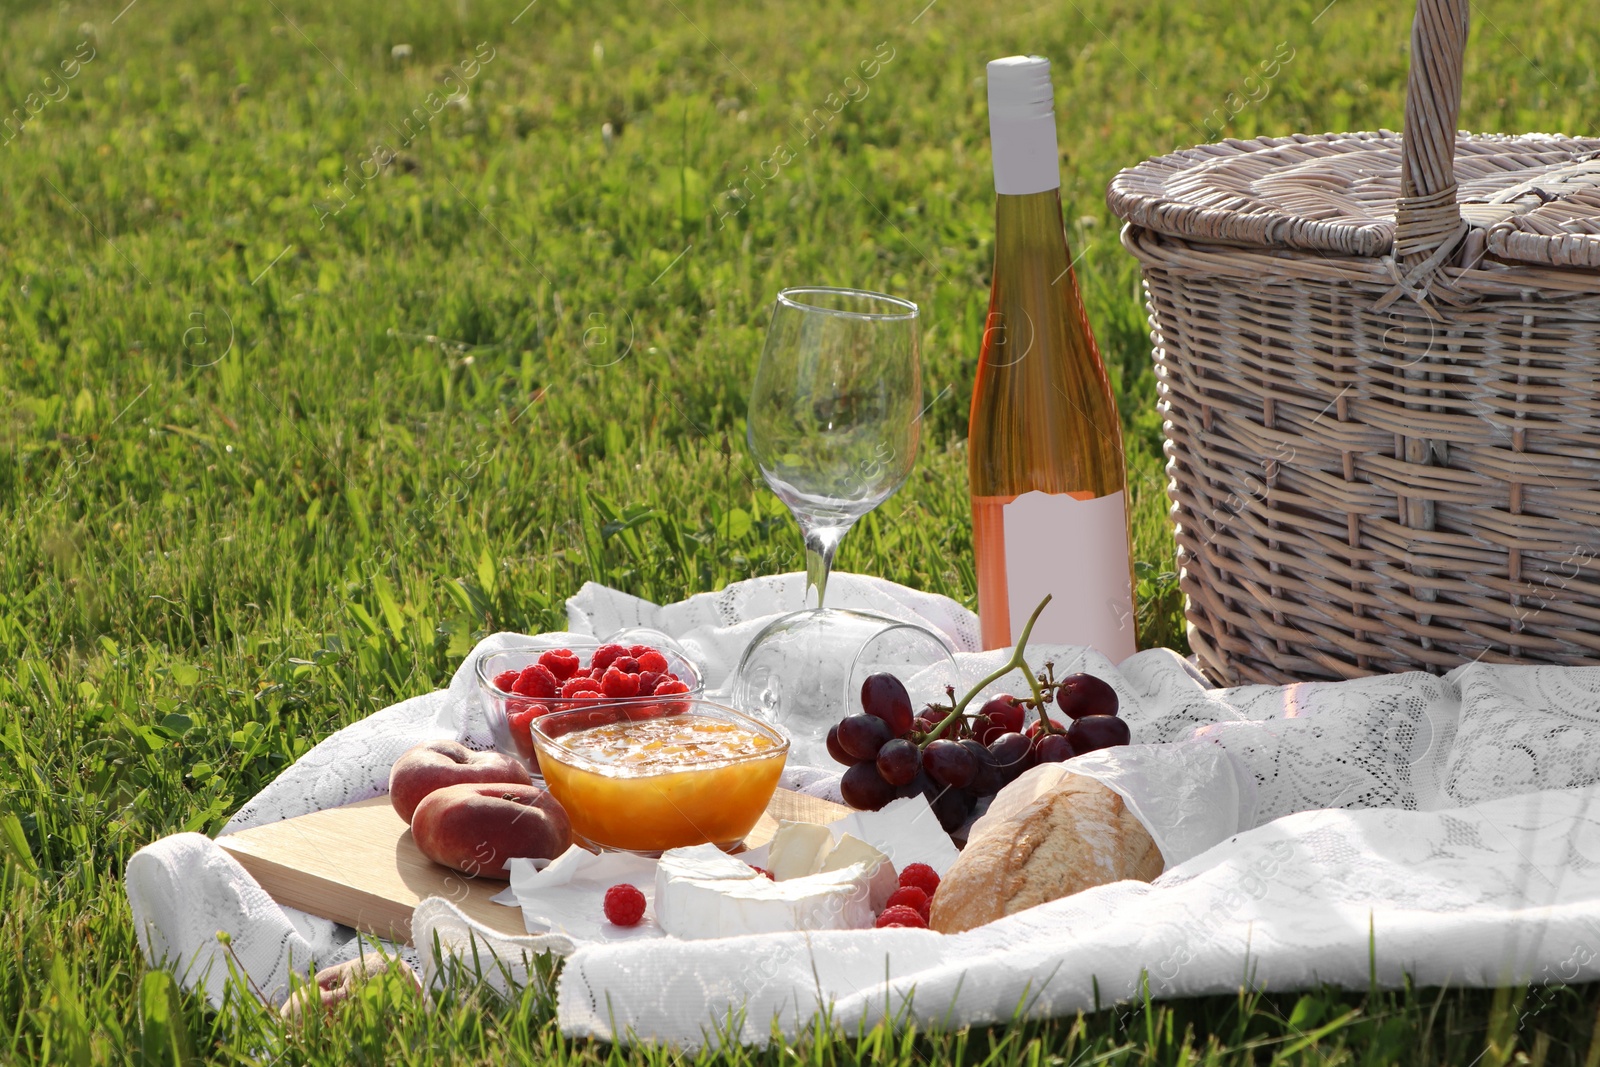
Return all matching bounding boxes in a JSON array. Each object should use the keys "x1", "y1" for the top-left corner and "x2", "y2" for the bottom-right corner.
[{"x1": 216, "y1": 789, "x2": 850, "y2": 945}]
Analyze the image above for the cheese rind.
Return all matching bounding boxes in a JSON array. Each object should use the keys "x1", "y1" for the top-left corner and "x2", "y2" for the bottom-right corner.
[
  {"x1": 654, "y1": 844, "x2": 880, "y2": 939},
  {"x1": 655, "y1": 843, "x2": 759, "y2": 884}
]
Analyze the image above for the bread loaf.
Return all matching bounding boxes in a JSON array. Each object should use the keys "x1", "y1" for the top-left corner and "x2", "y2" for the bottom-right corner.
[{"x1": 929, "y1": 769, "x2": 1163, "y2": 934}]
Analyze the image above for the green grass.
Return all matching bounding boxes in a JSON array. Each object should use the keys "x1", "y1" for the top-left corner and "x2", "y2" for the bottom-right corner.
[{"x1": 3, "y1": 0, "x2": 1599, "y2": 1060}]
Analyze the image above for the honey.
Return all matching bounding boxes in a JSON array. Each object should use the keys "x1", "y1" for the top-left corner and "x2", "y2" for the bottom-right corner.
[{"x1": 534, "y1": 712, "x2": 786, "y2": 853}]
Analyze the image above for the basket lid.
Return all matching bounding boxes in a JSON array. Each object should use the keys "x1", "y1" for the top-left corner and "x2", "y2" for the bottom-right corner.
[{"x1": 1107, "y1": 131, "x2": 1600, "y2": 268}]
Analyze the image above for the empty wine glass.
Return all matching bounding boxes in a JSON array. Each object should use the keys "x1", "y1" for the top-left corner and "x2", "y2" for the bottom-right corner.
[
  {"x1": 733, "y1": 287, "x2": 933, "y2": 762},
  {"x1": 747, "y1": 287, "x2": 921, "y2": 609}
]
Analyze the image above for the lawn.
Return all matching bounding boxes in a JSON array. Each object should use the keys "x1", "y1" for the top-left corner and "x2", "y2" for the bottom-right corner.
[{"x1": 3, "y1": 0, "x2": 1600, "y2": 1060}]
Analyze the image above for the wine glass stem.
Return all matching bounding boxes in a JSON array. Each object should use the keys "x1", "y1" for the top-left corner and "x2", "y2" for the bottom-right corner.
[{"x1": 803, "y1": 526, "x2": 846, "y2": 610}]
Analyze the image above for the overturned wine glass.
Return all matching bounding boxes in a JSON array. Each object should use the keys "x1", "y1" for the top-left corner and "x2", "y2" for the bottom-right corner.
[{"x1": 733, "y1": 609, "x2": 959, "y2": 768}]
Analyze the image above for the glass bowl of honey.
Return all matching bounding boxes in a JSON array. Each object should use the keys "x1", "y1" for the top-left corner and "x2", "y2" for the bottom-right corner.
[{"x1": 529, "y1": 697, "x2": 788, "y2": 854}]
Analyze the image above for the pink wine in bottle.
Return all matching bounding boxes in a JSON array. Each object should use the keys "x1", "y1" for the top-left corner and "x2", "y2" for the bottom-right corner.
[{"x1": 969, "y1": 55, "x2": 1137, "y2": 657}]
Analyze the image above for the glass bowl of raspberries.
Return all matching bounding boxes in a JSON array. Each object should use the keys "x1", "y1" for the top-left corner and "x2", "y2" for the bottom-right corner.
[{"x1": 475, "y1": 633, "x2": 704, "y2": 773}]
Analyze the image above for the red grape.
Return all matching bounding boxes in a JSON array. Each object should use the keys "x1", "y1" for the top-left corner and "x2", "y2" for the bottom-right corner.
[
  {"x1": 896, "y1": 769, "x2": 932, "y2": 800},
  {"x1": 860, "y1": 673, "x2": 914, "y2": 736},
  {"x1": 921, "y1": 739, "x2": 977, "y2": 789},
  {"x1": 959, "y1": 739, "x2": 1001, "y2": 796},
  {"x1": 875, "y1": 738, "x2": 920, "y2": 786},
  {"x1": 1066, "y1": 714, "x2": 1131, "y2": 754},
  {"x1": 973, "y1": 695, "x2": 1025, "y2": 744},
  {"x1": 1024, "y1": 716, "x2": 1066, "y2": 738},
  {"x1": 913, "y1": 704, "x2": 950, "y2": 735},
  {"x1": 987, "y1": 732, "x2": 1034, "y2": 783},
  {"x1": 840, "y1": 761, "x2": 896, "y2": 811},
  {"x1": 1033, "y1": 733, "x2": 1075, "y2": 763},
  {"x1": 825, "y1": 724, "x2": 853, "y2": 767},
  {"x1": 837, "y1": 714, "x2": 893, "y2": 761},
  {"x1": 926, "y1": 784, "x2": 975, "y2": 831},
  {"x1": 1056, "y1": 673, "x2": 1119, "y2": 720}
]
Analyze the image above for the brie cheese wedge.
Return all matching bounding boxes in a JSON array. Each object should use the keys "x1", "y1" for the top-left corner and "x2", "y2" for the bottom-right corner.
[
  {"x1": 654, "y1": 843, "x2": 881, "y2": 939},
  {"x1": 766, "y1": 821, "x2": 833, "y2": 881},
  {"x1": 817, "y1": 833, "x2": 898, "y2": 913}
]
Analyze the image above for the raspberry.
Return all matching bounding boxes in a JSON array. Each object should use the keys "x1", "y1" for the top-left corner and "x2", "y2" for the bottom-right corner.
[
  {"x1": 654, "y1": 679, "x2": 690, "y2": 697},
  {"x1": 636, "y1": 671, "x2": 663, "y2": 696},
  {"x1": 538, "y1": 649, "x2": 581, "y2": 682},
  {"x1": 898, "y1": 863, "x2": 940, "y2": 898},
  {"x1": 636, "y1": 650, "x2": 670, "y2": 674},
  {"x1": 492, "y1": 669, "x2": 521, "y2": 691},
  {"x1": 592, "y1": 644, "x2": 628, "y2": 671},
  {"x1": 603, "y1": 883, "x2": 646, "y2": 927},
  {"x1": 613, "y1": 656, "x2": 640, "y2": 674},
  {"x1": 508, "y1": 702, "x2": 547, "y2": 724},
  {"x1": 506, "y1": 703, "x2": 547, "y2": 761},
  {"x1": 508, "y1": 696, "x2": 545, "y2": 716},
  {"x1": 512, "y1": 664, "x2": 558, "y2": 699},
  {"x1": 561, "y1": 676, "x2": 602, "y2": 698},
  {"x1": 628, "y1": 644, "x2": 653, "y2": 658},
  {"x1": 600, "y1": 668, "x2": 640, "y2": 699},
  {"x1": 884, "y1": 885, "x2": 930, "y2": 920},
  {"x1": 749, "y1": 866, "x2": 775, "y2": 880},
  {"x1": 874, "y1": 905, "x2": 927, "y2": 929}
]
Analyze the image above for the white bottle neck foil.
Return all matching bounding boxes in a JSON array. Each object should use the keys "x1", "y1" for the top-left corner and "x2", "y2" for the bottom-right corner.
[{"x1": 987, "y1": 55, "x2": 1060, "y2": 196}]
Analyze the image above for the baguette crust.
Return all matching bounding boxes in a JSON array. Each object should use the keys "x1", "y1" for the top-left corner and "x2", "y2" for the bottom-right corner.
[{"x1": 930, "y1": 773, "x2": 1163, "y2": 934}]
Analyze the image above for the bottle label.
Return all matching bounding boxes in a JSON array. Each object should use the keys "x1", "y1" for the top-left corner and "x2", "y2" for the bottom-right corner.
[{"x1": 999, "y1": 490, "x2": 1136, "y2": 660}]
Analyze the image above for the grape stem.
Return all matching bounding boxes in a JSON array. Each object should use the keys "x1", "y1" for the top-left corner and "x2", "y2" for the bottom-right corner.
[
  {"x1": 920, "y1": 594, "x2": 1051, "y2": 749},
  {"x1": 1033, "y1": 662, "x2": 1063, "y2": 734}
]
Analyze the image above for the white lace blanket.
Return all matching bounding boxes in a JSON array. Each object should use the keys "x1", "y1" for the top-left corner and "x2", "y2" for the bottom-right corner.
[{"x1": 124, "y1": 575, "x2": 1600, "y2": 1047}]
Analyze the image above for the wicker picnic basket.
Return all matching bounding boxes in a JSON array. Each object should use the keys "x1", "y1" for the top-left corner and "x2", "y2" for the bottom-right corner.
[{"x1": 1107, "y1": 0, "x2": 1600, "y2": 684}]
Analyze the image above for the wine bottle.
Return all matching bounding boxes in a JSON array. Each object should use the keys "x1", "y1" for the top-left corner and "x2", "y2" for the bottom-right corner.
[{"x1": 969, "y1": 55, "x2": 1136, "y2": 658}]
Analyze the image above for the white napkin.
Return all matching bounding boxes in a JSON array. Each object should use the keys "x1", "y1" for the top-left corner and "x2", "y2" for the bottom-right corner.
[
  {"x1": 826, "y1": 795, "x2": 961, "y2": 874},
  {"x1": 497, "y1": 847, "x2": 664, "y2": 943},
  {"x1": 126, "y1": 575, "x2": 1600, "y2": 1038},
  {"x1": 498, "y1": 794, "x2": 958, "y2": 948}
]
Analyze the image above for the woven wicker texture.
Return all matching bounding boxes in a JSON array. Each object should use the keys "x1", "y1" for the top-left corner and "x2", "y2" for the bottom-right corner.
[
  {"x1": 1109, "y1": 0, "x2": 1600, "y2": 683},
  {"x1": 1109, "y1": 133, "x2": 1600, "y2": 260}
]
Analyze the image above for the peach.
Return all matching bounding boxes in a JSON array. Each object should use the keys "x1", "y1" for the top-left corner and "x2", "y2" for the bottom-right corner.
[
  {"x1": 388, "y1": 739, "x2": 530, "y2": 824},
  {"x1": 410, "y1": 782, "x2": 572, "y2": 879}
]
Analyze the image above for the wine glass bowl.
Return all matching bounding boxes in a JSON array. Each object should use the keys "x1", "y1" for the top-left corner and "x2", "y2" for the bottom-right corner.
[
  {"x1": 747, "y1": 286, "x2": 921, "y2": 609},
  {"x1": 732, "y1": 607, "x2": 957, "y2": 768}
]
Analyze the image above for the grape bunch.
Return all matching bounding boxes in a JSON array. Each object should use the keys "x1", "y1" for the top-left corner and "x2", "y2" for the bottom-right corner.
[
  {"x1": 830, "y1": 669, "x2": 1127, "y2": 828},
  {"x1": 828, "y1": 597, "x2": 1130, "y2": 831}
]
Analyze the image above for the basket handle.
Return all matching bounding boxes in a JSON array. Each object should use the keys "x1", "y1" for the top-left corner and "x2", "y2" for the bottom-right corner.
[
  {"x1": 1394, "y1": 0, "x2": 1471, "y2": 280},
  {"x1": 1392, "y1": 0, "x2": 1471, "y2": 600}
]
